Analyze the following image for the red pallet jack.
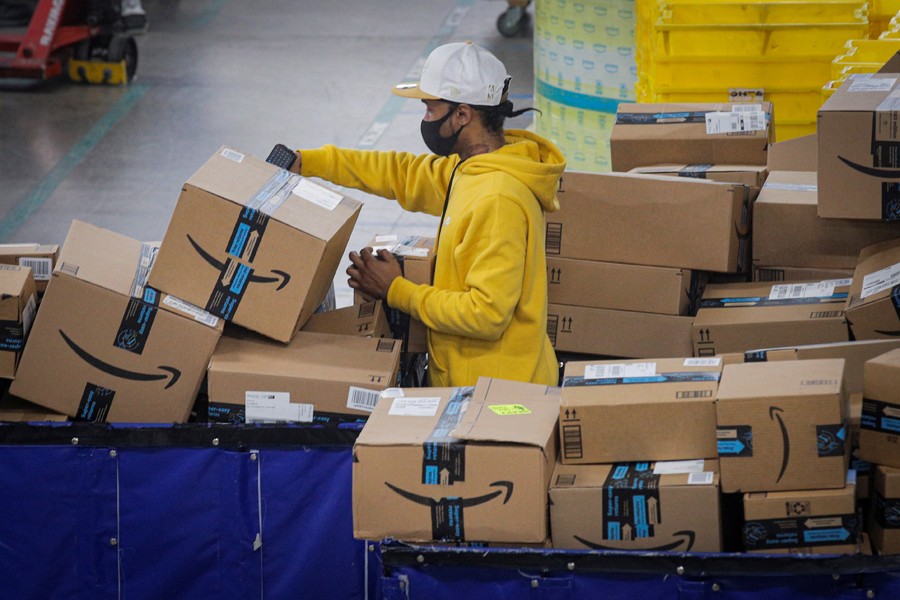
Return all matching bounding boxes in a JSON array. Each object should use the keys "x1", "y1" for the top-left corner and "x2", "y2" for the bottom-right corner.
[{"x1": 0, "y1": 0, "x2": 137, "y2": 84}]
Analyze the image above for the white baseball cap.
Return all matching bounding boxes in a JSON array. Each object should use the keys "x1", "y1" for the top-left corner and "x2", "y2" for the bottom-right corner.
[{"x1": 392, "y1": 41, "x2": 511, "y2": 106}]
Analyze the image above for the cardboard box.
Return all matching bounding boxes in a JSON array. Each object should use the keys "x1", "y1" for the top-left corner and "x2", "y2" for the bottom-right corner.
[
  {"x1": 871, "y1": 465, "x2": 900, "y2": 555},
  {"x1": 743, "y1": 473, "x2": 859, "y2": 554},
  {"x1": 207, "y1": 329, "x2": 401, "y2": 425},
  {"x1": 716, "y1": 359, "x2": 849, "y2": 493},
  {"x1": 755, "y1": 266, "x2": 854, "y2": 283},
  {"x1": 352, "y1": 377, "x2": 560, "y2": 543},
  {"x1": 549, "y1": 459, "x2": 722, "y2": 552},
  {"x1": 767, "y1": 133, "x2": 817, "y2": 172},
  {"x1": 547, "y1": 257, "x2": 704, "y2": 315},
  {"x1": 548, "y1": 303, "x2": 695, "y2": 358},
  {"x1": 0, "y1": 393, "x2": 67, "y2": 422},
  {"x1": 742, "y1": 339, "x2": 900, "y2": 396},
  {"x1": 859, "y1": 348, "x2": 900, "y2": 468},
  {"x1": 629, "y1": 164, "x2": 767, "y2": 187},
  {"x1": 0, "y1": 243, "x2": 59, "y2": 296},
  {"x1": 753, "y1": 171, "x2": 900, "y2": 270},
  {"x1": 846, "y1": 238, "x2": 900, "y2": 341},
  {"x1": 548, "y1": 171, "x2": 752, "y2": 273},
  {"x1": 610, "y1": 102, "x2": 773, "y2": 172},
  {"x1": 692, "y1": 280, "x2": 850, "y2": 356},
  {"x1": 9, "y1": 221, "x2": 223, "y2": 423},
  {"x1": 301, "y1": 300, "x2": 391, "y2": 339},
  {"x1": 817, "y1": 74, "x2": 900, "y2": 220},
  {"x1": 148, "y1": 146, "x2": 362, "y2": 343},
  {"x1": 559, "y1": 358, "x2": 721, "y2": 464},
  {"x1": 0, "y1": 265, "x2": 37, "y2": 380}
]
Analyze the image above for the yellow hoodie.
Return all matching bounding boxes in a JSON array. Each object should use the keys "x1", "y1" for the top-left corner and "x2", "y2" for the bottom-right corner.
[{"x1": 300, "y1": 129, "x2": 566, "y2": 387}]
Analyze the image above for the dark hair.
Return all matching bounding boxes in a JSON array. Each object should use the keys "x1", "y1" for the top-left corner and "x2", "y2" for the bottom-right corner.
[{"x1": 475, "y1": 100, "x2": 540, "y2": 133}]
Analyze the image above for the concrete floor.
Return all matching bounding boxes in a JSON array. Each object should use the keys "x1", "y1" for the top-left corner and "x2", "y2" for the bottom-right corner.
[{"x1": 0, "y1": 0, "x2": 537, "y2": 308}]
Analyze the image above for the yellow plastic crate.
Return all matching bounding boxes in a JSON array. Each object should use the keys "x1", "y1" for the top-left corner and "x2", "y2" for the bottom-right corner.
[
  {"x1": 660, "y1": 0, "x2": 867, "y2": 26},
  {"x1": 871, "y1": 0, "x2": 900, "y2": 18},
  {"x1": 774, "y1": 121, "x2": 816, "y2": 141},
  {"x1": 652, "y1": 22, "x2": 869, "y2": 58},
  {"x1": 648, "y1": 55, "x2": 833, "y2": 89},
  {"x1": 831, "y1": 38, "x2": 900, "y2": 77},
  {"x1": 649, "y1": 86, "x2": 826, "y2": 121}
]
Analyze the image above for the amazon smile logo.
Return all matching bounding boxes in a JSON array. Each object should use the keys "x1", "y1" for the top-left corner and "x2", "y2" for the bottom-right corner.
[
  {"x1": 838, "y1": 156, "x2": 900, "y2": 179},
  {"x1": 186, "y1": 234, "x2": 290, "y2": 291},
  {"x1": 574, "y1": 530, "x2": 696, "y2": 552},
  {"x1": 59, "y1": 330, "x2": 182, "y2": 389},
  {"x1": 770, "y1": 406, "x2": 790, "y2": 484},
  {"x1": 385, "y1": 480, "x2": 514, "y2": 508}
]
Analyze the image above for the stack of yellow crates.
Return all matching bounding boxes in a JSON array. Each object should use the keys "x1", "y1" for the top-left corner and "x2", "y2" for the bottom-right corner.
[
  {"x1": 636, "y1": 0, "x2": 869, "y2": 141},
  {"x1": 822, "y1": 9, "x2": 900, "y2": 106}
]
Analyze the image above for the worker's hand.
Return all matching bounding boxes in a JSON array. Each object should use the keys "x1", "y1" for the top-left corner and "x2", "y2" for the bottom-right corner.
[
  {"x1": 289, "y1": 150, "x2": 302, "y2": 174},
  {"x1": 347, "y1": 247, "x2": 402, "y2": 301}
]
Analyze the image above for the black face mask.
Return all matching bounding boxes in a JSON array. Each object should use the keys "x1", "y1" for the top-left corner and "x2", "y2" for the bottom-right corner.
[{"x1": 421, "y1": 104, "x2": 465, "y2": 156}]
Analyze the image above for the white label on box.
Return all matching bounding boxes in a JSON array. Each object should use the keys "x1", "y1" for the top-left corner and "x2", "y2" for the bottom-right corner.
[
  {"x1": 22, "y1": 294, "x2": 36, "y2": 338},
  {"x1": 375, "y1": 235, "x2": 399, "y2": 244},
  {"x1": 17, "y1": 257, "x2": 52, "y2": 281},
  {"x1": 162, "y1": 295, "x2": 220, "y2": 328},
  {"x1": 380, "y1": 387, "x2": 405, "y2": 399},
  {"x1": 653, "y1": 460, "x2": 706, "y2": 475},
  {"x1": 684, "y1": 358, "x2": 721, "y2": 367},
  {"x1": 861, "y1": 262, "x2": 900, "y2": 299},
  {"x1": 246, "y1": 391, "x2": 314, "y2": 424},
  {"x1": 347, "y1": 386, "x2": 380, "y2": 412},
  {"x1": 850, "y1": 77, "x2": 896, "y2": 92},
  {"x1": 395, "y1": 246, "x2": 430, "y2": 258},
  {"x1": 769, "y1": 281, "x2": 837, "y2": 300},
  {"x1": 705, "y1": 110, "x2": 767, "y2": 134},
  {"x1": 292, "y1": 178, "x2": 343, "y2": 211},
  {"x1": 388, "y1": 397, "x2": 441, "y2": 417},
  {"x1": 585, "y1": 362, "x2": 656, "y2": 379},
  {"x1": 730, "y1": 101, "x2": 764, "y2": 111},
  {"x1": 688, "y1": 472, "x2": 715, "y2": 486},
  {"x1": 220, "y1": 148, "x2": 244, "y2": 163}
]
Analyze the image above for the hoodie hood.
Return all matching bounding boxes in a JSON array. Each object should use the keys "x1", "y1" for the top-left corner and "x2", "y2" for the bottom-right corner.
[{"x1": 457, "y1": 129, "x2": 566, "y2": 212}]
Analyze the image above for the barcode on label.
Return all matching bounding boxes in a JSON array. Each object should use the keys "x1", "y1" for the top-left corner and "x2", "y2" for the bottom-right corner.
[
  {"x1": 555, "y1": 474, "x2": 576, "y2": 487},
  {"x1": 547, "y1": 314, "x2": 559, "y2": 346},
  {"x1": 347, "y1": 386, "x2": 380, "y2": 412},
  {"x1": 676, "y1": 390, "x2": 714, "y2": 399},
  {"x1": 220, "y1": 148, "x2": 244, "y2": 162},
  {"x1": 546, "y1": 223, "x2": 562, "y2": 255},
  {"x1": 18, "y1": 257, "x2": 52, "y2": 281},
  {"x1": 688, "y1": 472, "x2": 715, "y2": 485}
]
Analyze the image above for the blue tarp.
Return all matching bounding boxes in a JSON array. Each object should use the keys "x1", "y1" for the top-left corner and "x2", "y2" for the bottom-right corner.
[{"x1": 3, "y1": 422, "x2": 900, "y2": 600}]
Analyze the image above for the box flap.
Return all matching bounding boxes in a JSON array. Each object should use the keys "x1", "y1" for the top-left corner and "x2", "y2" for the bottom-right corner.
[
  {"x1": 355, "y1": 386, "x2": 468, "y2": 445},
  {"x1": 767, "y1": 134, "x2": 817, "y2": 171},
  {"x1": 54, "y1": 220, "x2": 148, "y2": 297},
  {"x1": 820, "y1": 74, "x2": 900, "y2": 112},
  {"x1": 186, "y1": 147, "x2": 363, "y2": 241},
  {"x1": 718, "y1": 358, "x2": 845, "y2": 400},
  {"x1": 452, "y1": 377, "x2": 560, "y2": 447}
]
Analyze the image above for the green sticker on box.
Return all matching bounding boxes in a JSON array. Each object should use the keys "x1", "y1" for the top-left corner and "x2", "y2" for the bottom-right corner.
[{"x1": 488, "y1": 404, "x2": 531, "y2": 416}]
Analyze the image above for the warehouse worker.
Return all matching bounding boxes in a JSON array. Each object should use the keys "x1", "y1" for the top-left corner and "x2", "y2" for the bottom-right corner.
[{"x1": 289, "y1": 41, "x2": 565, "y2": 387}]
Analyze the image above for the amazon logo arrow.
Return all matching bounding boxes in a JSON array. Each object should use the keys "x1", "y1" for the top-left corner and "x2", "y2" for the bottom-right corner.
[
  {"x1": 59, "y1": 330, "x2": 182, "y2": 389},
  {"x1": 385, "y1": 480, "x2": 514, "y2": 508},
  {"x1": 838, "y1": 156, "x2": 900, "y2": 179},
  {"x1": 574, "y1": 530, "x2": 696, "y2": 552},
  {"x1": 770, "y1": 406, "x2": 790, "y2": 484},
  {"x1": 186, "y1": 234, "x2": 291, "y2": 291}
]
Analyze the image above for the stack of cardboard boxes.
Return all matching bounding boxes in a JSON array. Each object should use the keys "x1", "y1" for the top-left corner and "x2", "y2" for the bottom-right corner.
[
  {"x1": 546, "y1": 103, "x2": 769, "y2": 359},
  {"x1": 2, "y1": 147, "x2": 403, "y2": 425},
  {"x1": 550, "y1": 357, "x2": 723, "y2": 551}
]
